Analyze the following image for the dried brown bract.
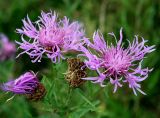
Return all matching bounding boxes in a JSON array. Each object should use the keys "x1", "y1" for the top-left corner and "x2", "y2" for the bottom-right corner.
[
  {"x1": 25, "y1": 83, "x2": 46, "y2": 101},
  {"x1": 65, "y1": 58, "x2": 87, "y2": 87}
]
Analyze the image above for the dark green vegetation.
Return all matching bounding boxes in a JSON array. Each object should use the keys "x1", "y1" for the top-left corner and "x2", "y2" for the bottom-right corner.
[{"x1": 0, "y1": 0, "x2": 160, "y2": 118}]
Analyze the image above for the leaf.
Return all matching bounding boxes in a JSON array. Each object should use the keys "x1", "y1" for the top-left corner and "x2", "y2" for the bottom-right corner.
[{"x1": 69, "y1": 100, "x2": 100, "y2": 118}]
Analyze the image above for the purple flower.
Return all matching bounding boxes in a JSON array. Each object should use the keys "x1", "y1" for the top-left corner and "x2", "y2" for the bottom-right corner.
[
  {"x1": 0, "y1": 34, "x2": 16, "y2": 61},
  {"x1": 16, "y1": 11, "x2": 85, "y2": 63},
  {"x1": 1, "y1": 71, "x2": 39, "y2": 94},
  {"x1": 80, "y1": 28, "x2": 155, "y2": 95}
]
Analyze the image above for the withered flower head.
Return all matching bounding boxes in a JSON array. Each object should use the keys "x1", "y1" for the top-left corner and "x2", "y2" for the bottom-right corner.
[{"x1": 65, "y1": 58, "x2": 87, "y2": 87}]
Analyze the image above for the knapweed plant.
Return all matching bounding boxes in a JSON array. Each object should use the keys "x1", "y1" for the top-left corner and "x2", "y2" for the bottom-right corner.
[
  {"x1": 0, "y1": 34, "x2": 16, "y2": 61},
  {"x1": 0, "y1": 11, "x2": 155, "y2": 113},
  {"x1": 16, "y1": 11, "x2": 85, "y2": 63},
  {"x1": 80, "y1": 28, "x2": 155, "y2": 95}
]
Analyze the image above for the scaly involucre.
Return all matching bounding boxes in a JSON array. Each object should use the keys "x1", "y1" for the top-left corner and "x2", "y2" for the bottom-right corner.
[
  {"x1": 0, "y1": 34, "x2": 16, "y2": 61},
  {"x1": 1, "y1": 72, "x2": 39, "y2": 94},
  {"x1": 80, "y1": 28, "x2": 155, "y2": 95},
  {"x1": 16, "y1": 11, "x2": 85, "y2": 63}
]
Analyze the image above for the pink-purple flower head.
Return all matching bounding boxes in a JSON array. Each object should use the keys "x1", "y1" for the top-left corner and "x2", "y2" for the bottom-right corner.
[
  {"x1": 80, "y1": 28, "x2": 155, "y2": 95},
  {"x1": 1, "y1": 71, "x2": 39, "y2": 94},
  {"x1": 16, "y1": 11, "x2": 85, "y2": 63},
  {"x1": 0, "y1": 34, "x2": 16, "y2": 61}
]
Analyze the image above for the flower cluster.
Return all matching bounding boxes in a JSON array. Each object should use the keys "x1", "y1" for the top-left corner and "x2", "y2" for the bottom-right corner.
[
  {"x1": 0, "y1": 11, "x2": 155, "y2": 97},
  {"x1": 0, "y1": 34, "x2": 16, "y2": 61},
  {"x1": 16, "y1": 11, "x2": 85, "y2": 63},
  {"x1": 80, "y1": 28, "x2": 155, "y2": 95}
]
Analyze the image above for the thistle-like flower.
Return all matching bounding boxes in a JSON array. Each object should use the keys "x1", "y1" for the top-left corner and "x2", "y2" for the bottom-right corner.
[
  {"x1": 1, "y1": 71, "x2": 39, "y2": 94},
  {"x1": 80, "y1": 28, "x2": 155, "y2": 95},
  {"x1": 16, "y1": 11, "x2": 85, "y2": 63},
  {"x1": 0, "y1": 34, "x2": 16, "y2": 61}
]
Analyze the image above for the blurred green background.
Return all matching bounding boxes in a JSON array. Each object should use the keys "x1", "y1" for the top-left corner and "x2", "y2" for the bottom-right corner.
[{"x1": 0, "y1": 0, "x2": 160, "y2": 118}]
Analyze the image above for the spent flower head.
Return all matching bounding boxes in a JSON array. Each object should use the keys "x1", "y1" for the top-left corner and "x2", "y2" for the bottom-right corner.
[
  {"x1": 16, "y1": 11, "x2": 85, "y2": 63},
  {"x1": 1, "y1": 71, "x2": 39, "y2": 94},
  {"x1": 0, "y1": 34, "x2": 16, "y2": 61},
  {"x1": 80, "y1": 28, "x2": 155, "y2": 95}
]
